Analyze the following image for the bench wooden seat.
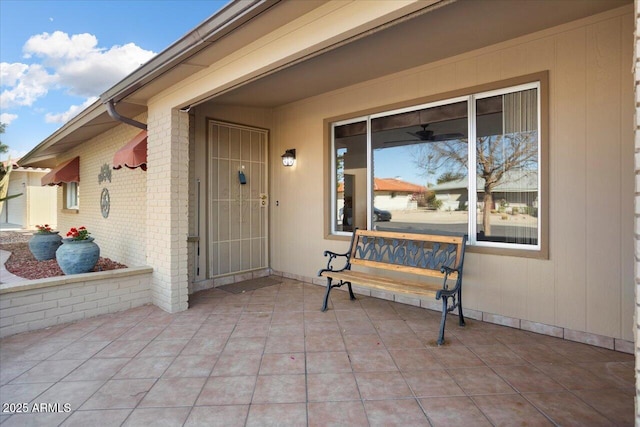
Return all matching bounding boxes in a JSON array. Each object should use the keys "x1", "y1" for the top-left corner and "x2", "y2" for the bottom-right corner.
[{"x1": 318, "y1": 229, "x2": 467, "y2": 345}]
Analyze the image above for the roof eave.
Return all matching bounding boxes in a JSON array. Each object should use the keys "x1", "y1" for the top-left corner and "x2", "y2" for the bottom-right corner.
[
  {"x1": 100, "y1": 0, "x2": 278, "y2": 106},
  {"x1": 19, "y1": 100, "x2": 106, "y2": 168}
]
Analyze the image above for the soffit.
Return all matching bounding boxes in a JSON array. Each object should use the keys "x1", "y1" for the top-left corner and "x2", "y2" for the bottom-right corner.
[
  {"x1": 122, "y1": 0, "x2": 327, "y2": 105},
  {"x1": 20, "y1": 102, "x2": 146, "y2": 168},
  {"x1": 210, "y1": 0, "x2": 631, "y2": 108}
]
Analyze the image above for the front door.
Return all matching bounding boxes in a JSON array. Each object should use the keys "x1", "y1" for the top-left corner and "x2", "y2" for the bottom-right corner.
[{"x1": 208, "y1": 120, "x2": 268, "y2": 278}]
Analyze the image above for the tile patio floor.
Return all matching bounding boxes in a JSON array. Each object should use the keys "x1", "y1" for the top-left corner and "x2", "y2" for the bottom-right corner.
[{"x1": 0, "y1": 278, "x2": 634, "y2": 426}]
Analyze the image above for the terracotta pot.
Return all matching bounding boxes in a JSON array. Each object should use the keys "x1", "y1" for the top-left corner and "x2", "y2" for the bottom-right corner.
[
  {"x1": 55, "y1": 237, "x2": 100, "y2": 275},
  {"x1": 28, "y1": 232, "x2": 62, "y2": 261}
]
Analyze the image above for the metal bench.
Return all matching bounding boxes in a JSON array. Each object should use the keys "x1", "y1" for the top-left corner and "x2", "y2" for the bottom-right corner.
[{"x1": 318, "y1": 229, "x2": 468, "y2": 345}]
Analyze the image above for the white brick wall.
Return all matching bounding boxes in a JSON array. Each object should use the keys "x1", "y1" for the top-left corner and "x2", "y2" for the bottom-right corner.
[
  {"x1": 54, "y1": 114, "x2": 148, "y2": 267},
  {"x1": 145, "y1": 108, "x2": 189, "y2": 313},
  {"x1": 0, "y1": 267, "x2": 152, "y2": 338}
]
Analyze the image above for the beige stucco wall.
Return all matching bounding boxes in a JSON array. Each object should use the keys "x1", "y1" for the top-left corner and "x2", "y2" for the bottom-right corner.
[
  {"x1": 269, "y1": 6, "x2": 635, "y2": 342},
  {"x1": 54, "y1": 116, "x2": 148, "y2": 268}
]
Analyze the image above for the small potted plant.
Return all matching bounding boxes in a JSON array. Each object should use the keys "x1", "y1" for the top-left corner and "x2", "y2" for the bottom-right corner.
[
  {"x1": 55, "y1": 226, "x2": 100, "y2": 275},
  {"x1": 28, "y1": 224, "x2": 62, "y2": 261}
]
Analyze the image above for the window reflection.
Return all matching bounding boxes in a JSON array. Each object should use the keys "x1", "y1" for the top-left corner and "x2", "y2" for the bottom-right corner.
[{"x1": 371, "y1": 101, "x2": 468, "y2": 234}]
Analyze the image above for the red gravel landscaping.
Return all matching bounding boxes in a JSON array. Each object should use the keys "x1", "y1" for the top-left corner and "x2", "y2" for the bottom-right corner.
[{"x1": 0, "y1": 233, "x2": 127, "y2": 280}]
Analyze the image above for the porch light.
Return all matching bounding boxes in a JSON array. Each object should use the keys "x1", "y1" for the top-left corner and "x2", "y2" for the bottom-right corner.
[{"x1": 281, "y1": 149, "x2": 296, "y2": 167}]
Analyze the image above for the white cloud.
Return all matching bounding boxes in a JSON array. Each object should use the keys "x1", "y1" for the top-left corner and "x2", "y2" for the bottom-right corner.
[
  {"x1": 23, "y1": 31, "x2": 155, "y2": 97},
  {"x1": 44, "y1": 96, "x2": 98, "y2": 124},
  {"x1": 0, "y1": 63, "x2": 56, "y2": 109},
  {"x1": 1, "y1": 31, "x2": 155, "y2": 110},
  {"x1": 0, "y1": 113, "x2": 18, "y2": 125}
]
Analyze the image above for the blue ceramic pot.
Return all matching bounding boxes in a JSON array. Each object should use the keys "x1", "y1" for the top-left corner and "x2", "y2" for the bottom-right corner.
[
  {"x1": 28, "y1": 232, "x2": 62, "y2": 261},
  {"x1": 56, "y1": 237, "x2": 100, "y2": 275}
]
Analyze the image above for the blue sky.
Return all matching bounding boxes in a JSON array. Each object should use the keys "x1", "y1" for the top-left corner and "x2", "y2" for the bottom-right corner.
[{"x1": 0, "y1": 0, "x2": 227, "y2": 160}]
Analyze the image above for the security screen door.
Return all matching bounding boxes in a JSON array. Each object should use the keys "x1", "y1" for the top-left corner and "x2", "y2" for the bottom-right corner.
[{"x1": 208, "y1": 120, "x2": 268, "y2": 277}]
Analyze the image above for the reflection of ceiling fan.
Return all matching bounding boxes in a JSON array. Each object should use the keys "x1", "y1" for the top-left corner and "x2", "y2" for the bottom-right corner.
[
  {"x1": 378, "y1": 124, "x2": 466, "y2": 148},
  {"x1": 406, "y1": 124, "x2": 464, "y2": 142}
]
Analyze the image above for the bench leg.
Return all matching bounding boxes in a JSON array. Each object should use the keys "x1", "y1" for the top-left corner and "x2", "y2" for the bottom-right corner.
[
  {"x1": 347, "y1": 282, "x2": 356, "y2": 301},
  {"x1": 437, "y1": 295, "x2": 449, "y2": 346},
  {"x1": 321, "y1": 278, "x2": 333, "y2": 312},
  {"x1": 457, "y1": 288, "x2": 466, "y2": 327}
]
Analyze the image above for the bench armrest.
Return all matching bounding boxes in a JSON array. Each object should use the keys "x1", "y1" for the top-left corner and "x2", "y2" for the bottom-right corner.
[
  {"x1": 318, "y1": 250, "x2": 350, "y2": 276},
  {"x1": 436, "y1": 265, "x2": 461, "y2": 299},
  {"x1": 440, "y1": 266, "x2": 459, "y2": 277}
]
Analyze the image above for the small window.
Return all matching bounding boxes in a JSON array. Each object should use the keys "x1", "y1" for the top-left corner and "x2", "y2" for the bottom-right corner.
[{"x1": 65, "y1": 182, "x2": 79, "y2": 209}]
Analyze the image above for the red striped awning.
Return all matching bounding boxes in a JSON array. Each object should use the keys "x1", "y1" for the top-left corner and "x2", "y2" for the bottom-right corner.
[
  {"x1": 41, "y1": 157, "x2": 80, "y2": 186},
  {"x1": 113, "y1": 130, "x2": 147, "y2": 171}
]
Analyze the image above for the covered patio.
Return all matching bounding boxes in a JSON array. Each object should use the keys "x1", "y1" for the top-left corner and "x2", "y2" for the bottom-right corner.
[{"x1": 0, "y1": 278, "x2": 633, "y2": 426}]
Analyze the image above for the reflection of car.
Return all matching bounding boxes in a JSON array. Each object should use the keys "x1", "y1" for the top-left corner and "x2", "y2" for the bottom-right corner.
[
  {"x1": 339, "y1": 207, "x2": 391, "y2": 224},
  {"x1": 373, "y1": 207, "x2": 391, "y2": 222}
]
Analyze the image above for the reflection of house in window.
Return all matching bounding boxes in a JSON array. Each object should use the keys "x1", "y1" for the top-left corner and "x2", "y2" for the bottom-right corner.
[
  {"x1": 337, "y1": 177, "x2": 427, "y2": 224},
  {"x1": 431, "y1": 171, "x2": 537, "y2": 213},
  {"x1": 372, "y1": 178, "x2": 426, "y2": 211}
]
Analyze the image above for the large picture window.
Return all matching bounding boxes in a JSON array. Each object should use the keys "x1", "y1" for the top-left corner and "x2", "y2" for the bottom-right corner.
[{"x1": 331, "y1": 79, "x2": 543, "y2": 253}]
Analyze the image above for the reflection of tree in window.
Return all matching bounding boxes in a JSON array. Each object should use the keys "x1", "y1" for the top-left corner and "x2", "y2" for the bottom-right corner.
[{"x1": 476, "y1": 90, "x2": 537, "y2": 238}]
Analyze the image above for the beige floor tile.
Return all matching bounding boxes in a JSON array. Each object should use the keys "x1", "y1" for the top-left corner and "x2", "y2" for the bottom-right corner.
[
  {"x1": 113, "y1": 356, "x2": 174, "y2": 379},
  {"x1": 259, "y1": 352, "x2": 305, "y2": 375},
  {"x1": 162, "y1": 355, "x2": 216, "y2": 378},
  {"x1": 492, "y1": 364, "x2": 565, "y2": 393},
  {"x1": 32, "y1": 380, "x2": 105, "y2": 411},
  {"x1": 11, "y1": 359, "x2": 85, "y2": 384},
  {"x1": 210, "y1": 352, "x2": 262, "y2": 376},
  {"x1": 185, "y1": 405, "x2": 249, "y2": 427},
  {"x1": 63, "y1": 358, "x2": 130, "y2": 382},
  {"x1": 60, "y1": 409, "x2": 131, "y2": 426},
  {"x1": 136, "y1": 339, "x2": 189, "y2": 358},
  {"x1": 572, "y1": 388, "x2": 635, "y2": 426},
  {"x1": 420, "y1": 396, "x2": 492, "y2": 426},
  {"x1": 264, "y1": 334, "x2": 305, "y2": 353},
  {"x1": 81, "y1": 379, "x2": 155, "y2": 409},
  {"x1": 252, "y1": 374, "x2": 307, "y2": 404},
  {"x1": 123, "y1": 407, "x2": 191, "y2": 426},
  {"x1": 472, "y1": 394, "x2": 554, "y2": 426},
  {"x1": 364, "y1": 399, "x2": 430, "y2": 426},
  {"x1": 308, "y1": 401, "x2": 368, "y2": 426},
  {"x1": 349, "y1": 349, "x2": 397, "y2": 372},
  {"x1": 355, "y1": 371, "x2": 412, "y2": 400},
  {"x1": 448, "y1": 367, "x2": 516, "y2": 395},
  {"x1": 306, "y1": 351, "x2": 352, "y2": 374},
  {"x1": 245, "y1": 403, "x2": 307, "y2": 426},
  {"x1": 388, "y1": 348, "x2": 441, "y2": 371},
  {"x1": 138, "y1": 377, "x2": 206, "y2": 407},
  {"x1": 307, "y1": 373, "x2": 360, "y2": 402},
  {"x1": 94, "y1": 340, "x2": 148, "y2": 358},
  {"x1": 0, "y1": 279, "x2": 632, "y2": 426},
  {"x1": 196, "y1": 375, "x2": 257, "y2": 405},
  {"x1": 403, "y1": 369, "x2": 465, "y2": 397}
]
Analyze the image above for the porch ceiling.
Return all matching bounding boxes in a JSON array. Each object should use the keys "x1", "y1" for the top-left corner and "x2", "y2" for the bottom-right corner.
[
  {"x1": 210, "y1": 0, "x2": 631, "y2": 108},
  {"x1": 18, "y1": 0, "x2": 630, "y2": 169}
]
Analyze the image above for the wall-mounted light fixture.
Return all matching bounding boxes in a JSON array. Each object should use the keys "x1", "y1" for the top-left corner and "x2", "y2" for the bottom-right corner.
[{"x1": 281, "y1": 149, "x2": 296, "y2": 167}]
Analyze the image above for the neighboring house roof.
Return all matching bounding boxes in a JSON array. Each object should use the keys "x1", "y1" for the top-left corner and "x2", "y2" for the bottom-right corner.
[
  {"x1": 2, "y1": 158, "x2": 49, "y2": 173},
  {"x1": 338, "y1": 178, "x2": 426, "y2": 193},
  {"x1": 431, "y1": 170, "x2": 538, "y2": 193}
]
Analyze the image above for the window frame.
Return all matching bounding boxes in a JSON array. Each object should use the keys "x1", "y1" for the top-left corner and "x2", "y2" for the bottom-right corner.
[
  {"x1": 326, "y1": 72, "x2": 548, "y2": 259},
  {"x1": 64, "y1": 182, "x2": 79, "y2": 211}
]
